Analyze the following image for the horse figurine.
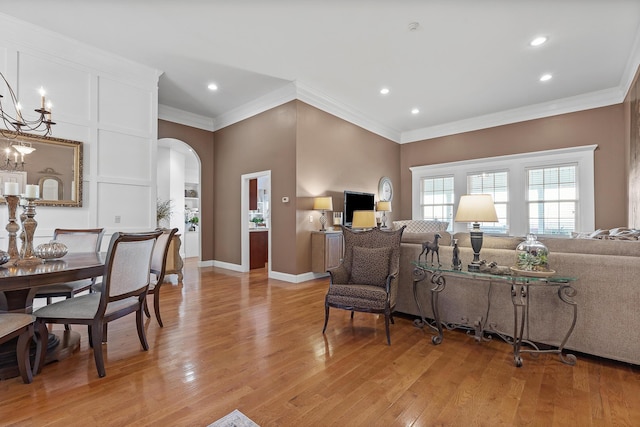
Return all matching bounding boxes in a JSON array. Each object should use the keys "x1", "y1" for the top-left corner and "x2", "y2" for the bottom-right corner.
[{"x1": 419, "y1": 233, "x2": 442, "y2": 266}]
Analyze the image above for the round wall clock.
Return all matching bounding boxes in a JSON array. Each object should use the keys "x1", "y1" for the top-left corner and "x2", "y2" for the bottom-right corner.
[{"x1": 378, "y1": 176, "x2": 393, "y2": 202}]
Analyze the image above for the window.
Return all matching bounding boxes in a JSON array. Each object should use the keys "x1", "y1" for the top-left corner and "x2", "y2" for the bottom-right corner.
[
  {"x1": 527, "y1": 165, "x2": 577, "y2": 236},
  {"x1": 420, "y1": 176, "x2": 454, "y2": 229},
  {"x1": 467, "y1": 171, "x2": 509, "y2": 234},
  {"x1": 410, "y1": 145, "x2": 596, "y2": 236}
]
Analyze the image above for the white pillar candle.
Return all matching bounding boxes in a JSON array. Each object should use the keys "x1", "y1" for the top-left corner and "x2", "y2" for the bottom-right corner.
[
  {"x1": 25, "y1": 184, "x2": 39, "y2": 198},
  {"x1": 3, "y1": 182, "x2": 19, "y2": 195}
]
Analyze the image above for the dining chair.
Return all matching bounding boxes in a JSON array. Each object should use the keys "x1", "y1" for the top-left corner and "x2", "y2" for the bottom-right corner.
[
  {"x1": 0, "y1": 313, "x2": 37, "y2": 383},
  {"x1": 34, "y1": 230, "x2": 162, "y2": 378},
  {"x1": 34, "y1": 228, "x2": 105, "y2": 305},
  {"x1": 144, "y1": 227, "x2": 178, "y2": 327}
]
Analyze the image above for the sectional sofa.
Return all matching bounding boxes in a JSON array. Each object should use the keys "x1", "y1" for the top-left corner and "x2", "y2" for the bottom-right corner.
[{"x1": 393, "y1": 221, "x2": 640, "y2": 366}]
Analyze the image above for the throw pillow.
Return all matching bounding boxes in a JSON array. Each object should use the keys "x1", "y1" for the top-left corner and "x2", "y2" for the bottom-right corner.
[
  {"x1": 392, "y1": 220, "x2": 449, "y2": 233},
  {"x1": 350, "y1": 246, "x2": 391, "y2": 287}
]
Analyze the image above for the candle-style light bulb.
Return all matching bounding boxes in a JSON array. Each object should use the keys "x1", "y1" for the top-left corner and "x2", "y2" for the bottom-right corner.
[
  {"x1": 46, "y1": 101, "x2": 52, "y2": 120},
  {"x1": 39, "y1": 86, "x2": 46, "y2": 109},
  {"x1": 16, "y1": 102, "x2": 23, "y2": 123}
]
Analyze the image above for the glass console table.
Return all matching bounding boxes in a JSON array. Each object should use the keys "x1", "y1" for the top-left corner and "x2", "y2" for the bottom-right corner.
[{"x1": 412, "y1": 262, "x2": 578, "y2": 367}]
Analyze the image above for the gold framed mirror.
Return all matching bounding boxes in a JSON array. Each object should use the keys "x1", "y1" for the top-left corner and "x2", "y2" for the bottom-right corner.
[{"x1": 0, "y1": 130, "x2": 83, "y2": 207}]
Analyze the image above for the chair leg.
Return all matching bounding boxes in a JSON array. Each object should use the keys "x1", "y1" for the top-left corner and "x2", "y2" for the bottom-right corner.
[
  {"x1": 91, "y1": 321, "x2": 106, "y2": 378},
  {"x1": 143, "y1": 297, "x2": 151, "y2": 319},
  {"x1": 16, "y1": 325, "x2": 34, "y2": 384},
  {"x1": 384, "y1": 314, "x2": 391, "y2": 346},
  {"x1": 322, "y1": 303, "x2": 330, "y2": 334},
  {"x1": 136, "y1": 308, "x2": 149, "y2": 351},
  {"x1": 153, "y1": 291, "x2": 163, "y2": 327},
  {"x1": 350, "y1": 311, "x2": 354, "y2": 319}
]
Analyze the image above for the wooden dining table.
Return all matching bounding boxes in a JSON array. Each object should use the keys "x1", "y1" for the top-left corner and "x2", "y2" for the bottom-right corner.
[{"x1": 0, "y1": 252, "x2": 106, "y2": 380}]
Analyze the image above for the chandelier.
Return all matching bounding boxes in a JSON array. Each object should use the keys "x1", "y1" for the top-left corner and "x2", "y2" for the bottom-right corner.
[
  {"x1": 0, "y1": 71, "x2": 55, "y2": 139},
  {"x1": 1, "y1": 137, "x2": 35, "y2": 171}
]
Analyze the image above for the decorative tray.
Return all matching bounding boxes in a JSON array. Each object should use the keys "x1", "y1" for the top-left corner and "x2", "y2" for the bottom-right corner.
[{"x1": 509, "y1": 266, "x2": 556, "y2": 278}]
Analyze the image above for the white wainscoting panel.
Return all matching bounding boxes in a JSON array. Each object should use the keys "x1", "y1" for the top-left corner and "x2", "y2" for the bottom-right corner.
[
  {"x1": 97, "y1": 130, "x2": 151, "y2": 181},
  {"x1": 97, "y1": 182, "x2": 152, "y2": 228},
  {"x1": 98, "y1": 76, "x2": 153, "y2": 134}
]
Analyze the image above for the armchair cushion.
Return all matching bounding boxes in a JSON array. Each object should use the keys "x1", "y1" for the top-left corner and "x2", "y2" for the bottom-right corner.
[
  {"x1": 350, "y1": 246, "x2": 391, "y2": 287},
  {"x1": 326, "y1": 284, "x2": 388, "y2": 310}
]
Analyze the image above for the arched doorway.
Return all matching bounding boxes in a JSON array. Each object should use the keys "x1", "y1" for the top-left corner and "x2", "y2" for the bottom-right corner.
[{"x1": 157, "y1": 138, "x2": 202, "y2": 260}]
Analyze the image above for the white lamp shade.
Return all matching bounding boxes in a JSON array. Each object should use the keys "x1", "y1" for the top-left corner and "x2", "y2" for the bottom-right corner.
[
  {"x1": 377, "y1": 201, "x2": 392, "y2": 212},
  {"x1": 352, "y1": 210, "x2": 377, "y2": 229},
  {"x1": 454, "y1": 194, "x2": 498, "y2": 223},
  {"x1": 313, "y1": 196, "x2": 333, "y2": 211}
]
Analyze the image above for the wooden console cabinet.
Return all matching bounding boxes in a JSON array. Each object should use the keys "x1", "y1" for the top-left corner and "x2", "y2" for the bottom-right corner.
[{"x1": 311, "y1": 231, "x2": 343, "y2": 273}]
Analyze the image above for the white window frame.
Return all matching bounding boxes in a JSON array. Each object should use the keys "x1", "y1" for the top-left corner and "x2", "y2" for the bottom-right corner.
[
  {"x1": 410, "y1": 145, "x2": 596, "y2": 236},
  {"x1": 419, "y1": 175, "x2": 455, "y2": 229}
]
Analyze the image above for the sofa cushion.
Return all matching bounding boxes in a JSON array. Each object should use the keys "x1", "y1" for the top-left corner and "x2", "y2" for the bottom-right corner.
[
  {"x1": 453, "y1": 233, "x2": 524, "y2": 250},
  {"x1": 393, "y1": 220, "x2": 449, "y2": 233},
  {"x1": 350, "y1": 246, "x2": 391, "y2": 287}
]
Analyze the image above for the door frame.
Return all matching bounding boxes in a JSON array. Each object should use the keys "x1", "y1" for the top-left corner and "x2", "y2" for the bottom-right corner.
[{"x1": 241, "y1": 170, "x2": 271, "y2": 272}]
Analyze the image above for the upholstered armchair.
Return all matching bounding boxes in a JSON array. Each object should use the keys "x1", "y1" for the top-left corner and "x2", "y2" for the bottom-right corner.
[{"x1": 322, "y1": 225, "x2": 405, "y2": 345}]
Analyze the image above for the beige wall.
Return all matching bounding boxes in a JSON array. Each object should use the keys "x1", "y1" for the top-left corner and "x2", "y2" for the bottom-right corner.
[
  {"x1": 159, "y1": 79, "x2": 636, "y2": 275},
  {"x1": 296, "y1": 101, "x2": 400, "y2": 273},
  {"x1": 400, "y1": 105, "x2": 627, "y2": 230},
  {"x1": 213, "y1": 101, "x2": 298, "y2": 273},
  {"x1": 158, "y1": 119, "x2": 215, "y2": 261}
]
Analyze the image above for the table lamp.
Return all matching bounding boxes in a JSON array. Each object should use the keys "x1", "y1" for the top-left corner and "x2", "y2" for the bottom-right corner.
[
  {"x1": 351, "y1": 210, "x2": 377, "y2": 230},
  {"x1": 377, "y1": 201, "x2": 391, "y2": 228},
  {"x1": 454, "y1": 194, "x2": 498, "y2": 271},
  {"x1": 313, "y1": 196, "x2": 333, "y2": 231}
]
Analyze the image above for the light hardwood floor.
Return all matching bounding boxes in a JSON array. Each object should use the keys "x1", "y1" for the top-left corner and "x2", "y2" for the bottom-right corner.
[{"x1": 1, "y1": 259, "x2": 639, "y2": 426}]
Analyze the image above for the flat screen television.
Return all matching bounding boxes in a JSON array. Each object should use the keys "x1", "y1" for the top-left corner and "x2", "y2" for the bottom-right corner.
[{"x1": 343, "y1": 190, "x2": 375, "y2": 227}]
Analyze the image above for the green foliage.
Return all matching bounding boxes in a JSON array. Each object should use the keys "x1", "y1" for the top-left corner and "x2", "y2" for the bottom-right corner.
[
  {"x1": 156, "y1": 199, "x2": 173, "y2": 224},
  {"x1": 251, "y1": 217, "x2": 264, "y2": 224},
  {"x1": 516, "y1": 251, "x2": 548, "y2": 271}
]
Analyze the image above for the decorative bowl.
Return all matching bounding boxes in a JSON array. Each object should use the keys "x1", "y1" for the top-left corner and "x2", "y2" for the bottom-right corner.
[
  {"x1": 509, "y1": 266, "x2": 556, "y2": 278},
  {"x1": 34, "y1": 240, "x2": 68, "y2": 261},
  {"x1": 0, "y1": 249, "x2": 9, "y2": 266}
]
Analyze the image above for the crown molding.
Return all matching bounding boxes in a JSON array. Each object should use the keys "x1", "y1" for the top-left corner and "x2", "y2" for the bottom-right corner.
[
  {"x1": 213, "y1": 83, "x2": 297, "y2": 131},
  {"x1": 158, "y1": 104, "x2": 215, "y2": 131},
  {"x1": 294, "y1": 81, "x2": 401, "y2": 142},
  {"x1": 400, "y1": 87, "x2": 624, "y2": 144}
]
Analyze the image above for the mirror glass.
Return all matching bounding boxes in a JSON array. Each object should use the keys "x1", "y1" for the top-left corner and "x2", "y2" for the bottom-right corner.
[{"x1": 0, "y1": 130, "x2": 83, "y2": 207}]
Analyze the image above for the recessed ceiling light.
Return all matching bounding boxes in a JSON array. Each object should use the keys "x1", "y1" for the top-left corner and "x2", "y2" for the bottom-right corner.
[
  {"x1": 530, "y1": 36, "x2": 548, "y2": 47},
  {"x1": 411, "y1": 108, "x2": 420, "y2": 115},
  {"x1": 207, "y1": 83, "x2": 218, "y2": 91},
  {"x1": 539, "y1": 73, "x2": 552, "y2": 82},
  {"x1": 380, "y1": 87, "x2": 390, "y2": 95}
]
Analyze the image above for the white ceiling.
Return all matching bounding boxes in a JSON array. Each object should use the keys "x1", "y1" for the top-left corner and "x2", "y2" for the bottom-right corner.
[{"x1": 2, "y1": 1, "x2": 640, "y2": 143}]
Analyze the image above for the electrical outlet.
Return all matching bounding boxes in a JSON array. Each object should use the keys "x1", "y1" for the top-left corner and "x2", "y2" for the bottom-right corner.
[
  {"x1": 115, "y1": 215, "x2": 121, "y2": 223},
  {"x1": 309, "y1": 215, "x2": 313, "y2": 223}
]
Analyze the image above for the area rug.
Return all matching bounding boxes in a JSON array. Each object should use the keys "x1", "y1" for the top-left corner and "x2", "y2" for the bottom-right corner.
[{"x1": 208, "y1": 409, "x2": 260, "y2": 427}]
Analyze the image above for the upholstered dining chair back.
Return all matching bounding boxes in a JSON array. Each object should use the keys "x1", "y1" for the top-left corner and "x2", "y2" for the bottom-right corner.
[
  {"x1": 35, "y1": 228, "x2": 106, "y2": 308},
  {"x1": 53, "y1": 228, "x2": 105, "y2": 253},
  {"x1": 101, "y1": 232, "x2": 159, "y2": 300}
]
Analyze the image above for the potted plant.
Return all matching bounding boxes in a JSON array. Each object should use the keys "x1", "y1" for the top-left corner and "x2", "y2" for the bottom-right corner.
[
  {"x1": 251, "y1": 217, "x2": 265, "y2": 227},
  {"x1": 188, "y1": 216, "x2": 199, "y2": 231},
  {"x1": 156, "y1": 199, "x2": 173, "y2": 228}
]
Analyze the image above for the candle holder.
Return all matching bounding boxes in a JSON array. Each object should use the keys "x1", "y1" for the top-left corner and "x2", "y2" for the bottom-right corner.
[
  {"x1": 3, "y1": 194, "x2": 20, "y2": 261},
  {"x1": 16, "y1": 196, "x2": 42, "y2": 266}
]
